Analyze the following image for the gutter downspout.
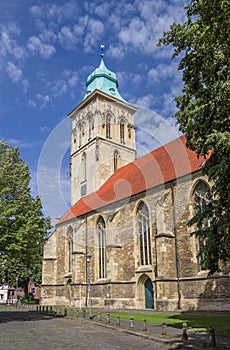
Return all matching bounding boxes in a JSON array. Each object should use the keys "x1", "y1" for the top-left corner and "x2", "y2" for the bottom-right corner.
[{"x1": 170, "y1": 182, "x2": 181, "y2": 309}]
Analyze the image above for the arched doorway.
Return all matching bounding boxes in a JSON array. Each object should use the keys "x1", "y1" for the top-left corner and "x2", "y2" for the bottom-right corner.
[{"x1": 145, "y1": 278, "x2": 154, "y2": 309}]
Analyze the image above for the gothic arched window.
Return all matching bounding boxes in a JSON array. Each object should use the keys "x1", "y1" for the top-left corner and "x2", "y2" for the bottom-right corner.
[
  {"x1": 81, "y1": 152, "x2": 86, "y2": 182},
  {"x1": 88, "y1": 117, "x2": 92, "y2": 140},
  {"x1": 80, "y1": 152, "x2": 87, "y2": 196},
  {"x1": 79, "y1": 124, "x2": 82, "y2": 147},
  {"x1": 114, "y1": 150, "x2": 119, "y2": 172},
  {"x1": 106, "y1": 115, "x2": 111, "y2": 139},
  {"x1": 97, "y1": 216, "x2": 106, "y2": 278},
  {"x1": 120, "y1": 119, "x2": 125, "y2": 144},
  {"x1": 194, "y1": 181, "x2": 212, "y2": 270},
  {"x1": 137, "y1": 202, "x2": 152, "y2": 266},
  {"x1": 68, "y1": 229, "x2": 73, "y2": 273}
]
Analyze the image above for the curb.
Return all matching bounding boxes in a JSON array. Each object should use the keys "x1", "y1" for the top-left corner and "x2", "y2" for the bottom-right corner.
[{"x1": 88, "y1": 320, "x2": 181, "y2": 345}]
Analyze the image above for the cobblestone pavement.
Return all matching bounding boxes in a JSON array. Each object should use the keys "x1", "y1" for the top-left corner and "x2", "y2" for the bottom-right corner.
[
  {"x1": 0, "y1": 306, "x2": 171, "y2": 350},
  {"x1": 1, "y1": 306, "x2": 229, "y2": 350}
]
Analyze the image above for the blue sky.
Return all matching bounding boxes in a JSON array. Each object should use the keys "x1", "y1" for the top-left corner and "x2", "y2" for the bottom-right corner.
[{"x1": 0, "y1": 0, "x2": 187, "y2": 223}]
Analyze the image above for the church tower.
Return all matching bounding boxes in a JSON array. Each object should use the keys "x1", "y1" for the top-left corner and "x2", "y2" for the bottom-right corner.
[{"x1": 69, "y1": 48, "x2": 137, "y2": 205}]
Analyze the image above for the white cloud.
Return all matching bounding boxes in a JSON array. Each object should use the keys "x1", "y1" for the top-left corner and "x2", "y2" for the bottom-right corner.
[
  {"x1": 148, "y1": 61, "x2": 181, "y2": 83},
  {"x1": 36, "y1": 94, "x2": 50, "y2": 109},
  {"x1": 6, "y1": 61, "x2": 23, "y2": 82},
  {"x1": 40, "y1": 126, "x2": 51, "y2": 133},
  {"x1": 0, "y1": 24, "x2": 27, "y2": 61},
  {"x1": 160, "y1": 85, "x2": 183, "y2": 117},
  {"x1": 134, "y1": 107, "x2": 181, "y2": 157},
  {"x1": 134, "y1": 94, "x2": 156, "y2": 109},
  {"x1": 39, "y1": 29, "x2": 56, "y2": 44},
  {"x1": 119, "y1": 17, "x2": 153, "y2": 52},
  {"x1": 63, "y1": 70, "x2": 79, "y2": 88},
  {"x1": 108, "y1": 44, "x2": 125, "y2": 61},
  {"x1": 117, "y1": 71, "x2": 142, "y2": 88},
  {"x1": 27, "y1": 99, "x2": 37, "y2": 108},
  {"x1": 27, "y1": 36, "x2": 56, "y2": 59},
  {"x1": 58, "y1": 26, "x2": 78, "y2": 49},
  {"x1": 51, "y1": 80, "x2": 68, "y2": 97},
  {"x1": 5, "y1": 61, "x2": 29, "y2": 92},
  {"x1": 93, "y1": 2, "x2": 111, "y2": 17},
  {"x1": 6, "y1": 138, "x2": 34, "y2": 149},
  {"x1": 83, "y1": 19, "x2": 104, "y2": 52},
  {"x1": 29, "y1": 3, "x2": 79, "y2": 24}
]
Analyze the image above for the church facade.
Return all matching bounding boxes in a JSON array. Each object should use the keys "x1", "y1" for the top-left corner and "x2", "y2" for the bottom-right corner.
[{"x1": 41, "y1": 56, "x2": 230, "y2": 311}]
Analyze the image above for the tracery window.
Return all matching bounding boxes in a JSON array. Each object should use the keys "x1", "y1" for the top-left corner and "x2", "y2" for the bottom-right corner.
[
  {"x1": 88, "y1": 118, "x2": 92, "y2": 140},
  {"x1": 106, "y1": 115, "x2": 111, "y2": 139},
  {"x1": 114, "y1": 150, "x2": 119, "y2": 172},
  {"x1": 97, "y1": 216, "x2": 106, "y2": 278},
  {"x1": 68, "y1": 230, "x2": 73, "y2": 272},
  {"x1": 194, "y1": 181, "x2": 212, "y2": 270},
  {"x1": 137, "y1": 202, "x2": 152, "y2": 266},
  {"x1": 81, "y1": 152, "x2": 86, "y2": 182},
  {"x1": 120, "y1": 119, "x2": 125, "y2": 144},
  {"x1": 81, "y1": 152, "x2": 87, "y2": 196},
  {"x1": 79, "y1": 124, "x2": 82, "y2": 147}
]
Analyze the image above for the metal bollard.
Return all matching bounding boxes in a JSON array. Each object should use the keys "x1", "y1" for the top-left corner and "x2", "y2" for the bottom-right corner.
[
  {"x1": 209, "y1": 326, "x2": 216, "y2": 346},
  {"x1": 107, "y1": 313, "x2": 110, "y2": 323},
  {"x1": 116, "y1": 315, "x2": 120, "y2": 326},
  {"x1": 130, "y1": 316, "x2": 134, "y2": 329},
  {"x1": 182, "y1": 322, "x2": 188, "y2": 341},
  {"x1": 162, "y1": 321, "x2": 167, "y2": 335},
  {"x1": 83, "y1": 309, "x2": 86, "y2": 318},
  {"x1": 142, "y1": 319, "x2": 147, "y2": 332},
  {"x1": 64, "y1": 308, "x2": 67, "y2": 316},
  {"x1": 98, "y1": 312, "x2": 101, "y2": 321}
]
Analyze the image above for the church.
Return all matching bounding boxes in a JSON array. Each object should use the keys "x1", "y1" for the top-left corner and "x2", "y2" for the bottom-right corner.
[{"x1": 41, "y1": 52, "x2": 230, "y2": 311}]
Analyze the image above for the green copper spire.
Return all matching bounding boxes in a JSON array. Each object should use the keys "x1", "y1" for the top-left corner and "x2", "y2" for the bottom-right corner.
[{"x1": 84, "y1": 45, "x2": 126, "y2": 102}]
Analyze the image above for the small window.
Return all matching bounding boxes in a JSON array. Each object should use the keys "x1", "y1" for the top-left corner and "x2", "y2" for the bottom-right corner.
[
  {"x1": 30, "y1": 287, "x2": 36, "y2": 294},
  {"x1": 81, "y1": 184, "x2": 87, "y2": 197},
  {"x1": 114, "y1": 150, "x2": 119, "y2": 172},
  {"x1": 69, "y1": 239, "x2": 73, "y2": 272},
  {"x1": 68, "y1": 229, "x2": 73, "y2": 272},
  {"x1": 120, "y1": 120, "x2": 125, "y2": 144},
  {"x1": 106, "y1": 115, "x2": 111, "y2": 139},
  {"x1": 81, "y1": 153, "x2": 86, "y2": 182}
]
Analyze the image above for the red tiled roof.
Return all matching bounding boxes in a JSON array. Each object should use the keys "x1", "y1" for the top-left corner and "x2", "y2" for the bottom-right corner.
[{"x1": 58, "y1": 135, "x2": 209, "y2": 224}]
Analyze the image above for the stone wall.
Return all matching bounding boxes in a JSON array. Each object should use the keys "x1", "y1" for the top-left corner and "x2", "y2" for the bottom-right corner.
[{"x1": 41, "y1": 172, "x2": 230, "y2": 311}]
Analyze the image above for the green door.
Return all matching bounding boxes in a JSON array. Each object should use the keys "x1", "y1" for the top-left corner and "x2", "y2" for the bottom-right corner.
[{"x1": 145, "y1": 278, "x2": 153, "y2": 309}]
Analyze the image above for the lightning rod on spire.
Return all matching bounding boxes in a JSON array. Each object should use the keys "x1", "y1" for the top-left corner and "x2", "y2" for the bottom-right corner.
[{"x1": 100, "y1": 44, "x2": 105, "y2": 58}]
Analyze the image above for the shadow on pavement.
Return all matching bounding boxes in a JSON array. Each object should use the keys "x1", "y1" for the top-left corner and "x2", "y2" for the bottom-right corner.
[{"x1": 0, "y1": 305, "x2": 53, "y2": 324}]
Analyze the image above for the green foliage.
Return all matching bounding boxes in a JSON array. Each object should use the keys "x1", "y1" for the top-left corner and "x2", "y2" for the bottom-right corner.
[
  {"x1": 21, "y1": 292, "x2": 39, "y2": 305},
  {"x1": 158, "y1": 0, "x2": 230, "y2": 274},
  {"x1": 0, "y1": 140, "x2": 51, "y2": 294}
]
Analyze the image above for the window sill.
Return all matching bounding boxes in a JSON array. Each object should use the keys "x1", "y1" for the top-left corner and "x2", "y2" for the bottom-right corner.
[{"x1": 135, "y1": 265, "x2": 152, "y2": 273}]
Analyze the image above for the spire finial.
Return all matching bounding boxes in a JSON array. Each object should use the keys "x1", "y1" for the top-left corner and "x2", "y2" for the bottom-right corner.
[{"x1": 100, "y1": 44, "x2": 105, "y2": 58}]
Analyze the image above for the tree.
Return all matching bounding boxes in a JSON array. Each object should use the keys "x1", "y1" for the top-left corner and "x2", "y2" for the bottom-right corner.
[
  {"x1": 0, "y1": 140, "x2": 51, "y2": 297},
  {"x1": 158, "y1": 0, "x2": 230, "y2": 274}
]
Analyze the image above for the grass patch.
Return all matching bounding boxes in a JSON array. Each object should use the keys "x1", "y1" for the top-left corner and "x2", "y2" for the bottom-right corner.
[
  {"x1": 100, "y1": 312, "x2": 230, "y2": 337},
  {"x1": 43, "y1": 307, "x2": 230, "y2": 337}
]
